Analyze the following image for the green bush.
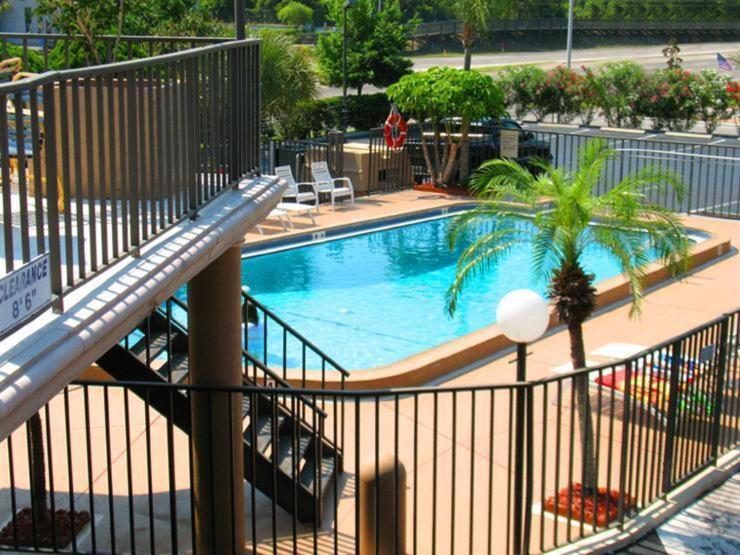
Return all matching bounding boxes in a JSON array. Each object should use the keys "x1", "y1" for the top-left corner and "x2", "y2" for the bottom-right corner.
[
  {"x1": 533, "y1": 65, "x2": 582, "y2": 123},
  {"x1": 0, "y1": 44, "x2": 45, "y2": 73},
  {"x1": 594, "y1": 61, "x2": 649, "y2": 128},
  {"x1": 497, "y1": 65, "x2": 546, "y2": 121},
  {"x1": 277, "y1": 1, "x2": 314, "y2": 30},
  {"x1": 691, "y1": 70, "x2": 735, "y2": 134},
  {"x1": 644, "y1": 68, "x2": 698, "y2": 132},
  {"x1": 279, "y1": 92, "x2": 391, "y2": 139}
]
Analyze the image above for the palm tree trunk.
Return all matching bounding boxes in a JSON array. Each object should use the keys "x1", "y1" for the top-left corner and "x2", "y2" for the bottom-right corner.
[
  {"x1": 29, "y1": 412, "x2": 49, "y2": 524},
  {"x1": 568, "y1": 322, "x2": 597, "y2": 491}
]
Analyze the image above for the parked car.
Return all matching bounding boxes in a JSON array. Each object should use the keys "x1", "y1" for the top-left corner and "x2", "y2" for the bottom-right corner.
[{"x1": 404, "y1": 118, "x2": 552, "y2": 184}]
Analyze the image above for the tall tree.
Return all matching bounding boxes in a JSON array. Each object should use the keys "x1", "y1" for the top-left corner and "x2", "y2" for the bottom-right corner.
[
  {"x1": 316, "y1": 0, "x2": 415, "y2": 95},
  {"x1": 454, "y1": 0, "x2": 493, "y2": 70},
  {"x1": 446, "y1": 139, "x2": 689, "y2": 489}
]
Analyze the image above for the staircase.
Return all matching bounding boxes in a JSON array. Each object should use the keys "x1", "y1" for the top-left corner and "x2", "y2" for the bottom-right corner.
[{"x1": 96, "y1": 297, "x2": 342, "y2": 525}]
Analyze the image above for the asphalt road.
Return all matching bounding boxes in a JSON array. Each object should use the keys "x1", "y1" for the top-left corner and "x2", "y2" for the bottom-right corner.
[{"x1": 411, "y1": 41, "x2": 740, "y2": 77}]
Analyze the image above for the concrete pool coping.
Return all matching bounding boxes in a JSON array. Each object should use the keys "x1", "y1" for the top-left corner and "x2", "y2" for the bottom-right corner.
[{"x1": 247, "y1": 203, "x2": 733, "y2": 390}]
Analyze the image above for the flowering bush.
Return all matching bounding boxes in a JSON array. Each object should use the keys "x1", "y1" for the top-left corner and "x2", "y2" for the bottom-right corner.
[
  {"x1": 531, "y1": 65, "x2": 582, "y2": 123},
  {"x1": 497, "y1": 65, "x2": 547, "y2": 121},
  {"x1": 690, "y1": 70, "x2": 735, "y2": 134},
  {"x1": 594, "y1": 62, "x2": 649, "y2": 128},
  {"x1": 644, "y1": 68, "x2": 698, "y2": 132},
  {"x1": 572, "y1": 67, "x2": 600, "y2": 125}
]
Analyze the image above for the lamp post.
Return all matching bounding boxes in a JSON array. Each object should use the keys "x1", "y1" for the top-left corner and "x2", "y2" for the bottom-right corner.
[
  {"x1": 342, "y1": 0, "x2": 355, "y2": 131},
  {"x1": 496, "y1": 289, "x2": 549, "y2": 555},
  {"x1": 234, "y1": 0, "x2": 245, "y2": 40},
  {"x1": 565, "y1": 0, "x2": 575, "y2": 68}
]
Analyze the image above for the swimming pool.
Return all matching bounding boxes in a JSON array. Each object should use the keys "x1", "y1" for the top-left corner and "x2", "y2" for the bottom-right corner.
[{"x1": 243, "y1": 210, "x2": 664, "y2": 370}]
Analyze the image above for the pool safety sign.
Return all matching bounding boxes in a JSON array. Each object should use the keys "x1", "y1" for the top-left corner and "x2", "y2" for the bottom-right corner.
[
  {"x1": 0, "y1": 253, "x2": 51, "y2": 337},
  {"x1": 500, "y1": 129, "x2": 519, "y2": 159}
]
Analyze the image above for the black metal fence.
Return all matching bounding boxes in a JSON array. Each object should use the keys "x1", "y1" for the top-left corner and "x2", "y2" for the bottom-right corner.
[
  {"x1": 0, "y1": 39, "x2": 261, "y2": 311},
  {"x1": 243, "y1": 290, "x2": 350, "y2": 389},
  {"x1": 525, "y1": 128, "x2": 740, "y2": 219},
  {"x1": 2, "y1": 308, "x2": 737, "y2": 554},
  {"x1": 262, "y1": 124, "x2": 740, "y2": 219}
]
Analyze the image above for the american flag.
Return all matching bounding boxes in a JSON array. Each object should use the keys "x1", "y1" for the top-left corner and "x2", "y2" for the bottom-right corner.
[{"x1": 717, "y1": 53, "x2": 733, "y2": 72}]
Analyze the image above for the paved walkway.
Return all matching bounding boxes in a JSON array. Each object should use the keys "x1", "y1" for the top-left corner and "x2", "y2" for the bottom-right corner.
[{"x1": 621, "y1": 472, "x2": 740, "y2": 554}]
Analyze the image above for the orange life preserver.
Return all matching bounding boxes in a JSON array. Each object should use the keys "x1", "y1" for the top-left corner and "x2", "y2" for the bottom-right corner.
[{"x1": 384, "y1": 105, "x2": 408, "y2": 150}]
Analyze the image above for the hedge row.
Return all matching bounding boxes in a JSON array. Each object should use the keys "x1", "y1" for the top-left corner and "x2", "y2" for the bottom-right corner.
[
  {"x1": 276, "y1": 93, "x2": 390, "y2": 139},
  {"x1": 498, "y1": 63, "x2": 740, "y2": 134}
]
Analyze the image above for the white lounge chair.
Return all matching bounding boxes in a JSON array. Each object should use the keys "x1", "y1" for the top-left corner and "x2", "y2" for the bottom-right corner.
[
  {"x1": 275, "y1": 165, "x2": 319, "y2": 214},
  {"x1": 256, "y1": 208, "x2": 291, "y2": 235},
  {"x1": 277, "y1": 202, "x2": 317, "y2": 226},
  {"x1": 310, "y1": 161, "x2": 355, "y2": 210}
]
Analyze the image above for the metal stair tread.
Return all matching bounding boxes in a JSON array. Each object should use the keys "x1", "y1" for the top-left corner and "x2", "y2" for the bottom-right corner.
[
  {"x1": 129, "y1": 329, "x2": 172, "y2": 364},
  {"x1": 299, "y1": 449, "x2": 336, "y2": 494},
  {"x1": 246, "y1": 411, "x2": 288, "y2": 454},
  {"x1": 275, "y1": 425, "x2": 313, "y2": 476}
]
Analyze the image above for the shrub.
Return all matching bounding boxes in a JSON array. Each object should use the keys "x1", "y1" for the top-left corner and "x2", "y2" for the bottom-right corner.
[
  {"x1": 690, "y1": 70, "x2": 735, "y2": 134},
  {"x1": 277, "y1": 1, "x2": 314, "y2": 30},
  {"x1": 0, "y1": 44, "x2": 45, "y2": 73},
  {"x1": 595, "y1": 62, "x2": 649, "y2": 128},
  {"x1": 572, "y1": 67, "x2": 600, "y2": 126},
  {"x1": 279, "y1": 93, "x2": 391, "y2": 139},
  {"x1": 644, "y1": 68, "x2": 698, "y2": 132},
  {"x1": 532, "y1": 65, "x2": 582, "y2": 123},
  {"x1": 497, "y1": 65, "x2": 546, "y2": 121}
]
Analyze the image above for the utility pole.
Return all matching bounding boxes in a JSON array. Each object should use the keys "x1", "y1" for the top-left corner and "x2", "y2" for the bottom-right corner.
[{"x1": 566, "y1": 0, "x2": 575, "y2": 68}]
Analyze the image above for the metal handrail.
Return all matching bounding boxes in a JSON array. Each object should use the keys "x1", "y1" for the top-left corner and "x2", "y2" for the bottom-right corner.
[
  {"x1": 242, "y1": 289, "x2": 351, "y2": 378},
  {"x1": 0, "y1": 38, "x2": 259, "y2": 93},
  {"x1": 165, "y1": 296, "x2": 329, "y2": 419},
  {"x1": 0, "y1": 31, "x2": 232, "y2": 43}
]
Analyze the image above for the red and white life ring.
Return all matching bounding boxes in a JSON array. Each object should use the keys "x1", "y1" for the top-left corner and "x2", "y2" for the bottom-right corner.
[{"x1": 384, "y1": 105, "x2": 408, "y2": 150}]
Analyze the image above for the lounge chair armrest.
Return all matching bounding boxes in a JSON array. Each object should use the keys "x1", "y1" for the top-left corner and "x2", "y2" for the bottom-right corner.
[
  {"x1": 295, "y1": 181, "x2": 318, "y2": 194},
  {"x1": 314, "y1": 179, "x2": 334, "y2": 190},
  {"x1": 332, "y1": 177, "x2": 353, "y2": 189}
]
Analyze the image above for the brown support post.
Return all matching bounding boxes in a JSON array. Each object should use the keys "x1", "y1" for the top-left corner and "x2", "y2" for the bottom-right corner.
[{"x1": 188, "y1": 243, "x2": 246, "y2": 555}]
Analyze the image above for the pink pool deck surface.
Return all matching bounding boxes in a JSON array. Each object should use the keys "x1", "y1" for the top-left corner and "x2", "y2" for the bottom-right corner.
[{"x1": 1, "y1": 190, "x2": 738, "y2": 554}]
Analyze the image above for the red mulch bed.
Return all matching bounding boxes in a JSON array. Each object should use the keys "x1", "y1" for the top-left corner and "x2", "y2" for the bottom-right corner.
[
  {"x1": 544, "y1": 483, "x2": 634, "y2": 527},
  {"x1": 412, "y1": 183, "x2": 471, "y2": 196},
  {"x1": 0, "y1": 508, "x2": 90, "y2": 549}
]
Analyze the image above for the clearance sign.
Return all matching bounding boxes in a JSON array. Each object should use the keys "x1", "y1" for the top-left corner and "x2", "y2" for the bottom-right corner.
[{"x1": 0, "y1": 253, "x2": 52, "y2": 337}]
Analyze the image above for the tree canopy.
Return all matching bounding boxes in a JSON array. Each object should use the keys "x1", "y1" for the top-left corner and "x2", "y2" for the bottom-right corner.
[
  {"x1": 315, "y1": 0, "x2": 416, "y2": 95},
  {"x1": 388, "y1": 66, "x2": 505, "y2": 184}
]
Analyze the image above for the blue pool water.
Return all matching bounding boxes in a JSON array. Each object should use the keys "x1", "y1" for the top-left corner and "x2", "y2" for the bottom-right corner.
[{"x1": 243, "y1": 213, "x2": 659, "y2": 370}]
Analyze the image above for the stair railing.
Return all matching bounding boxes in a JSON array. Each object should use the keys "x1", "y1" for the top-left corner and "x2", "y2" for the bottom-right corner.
[{"x1": 241, "y1": 288, "x2": 350, "y2": 390}]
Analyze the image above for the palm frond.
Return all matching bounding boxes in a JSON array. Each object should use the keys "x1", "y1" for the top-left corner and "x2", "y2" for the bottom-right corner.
[{"x1": 445, "y1": 232, "x2": 526, "y2": 316}]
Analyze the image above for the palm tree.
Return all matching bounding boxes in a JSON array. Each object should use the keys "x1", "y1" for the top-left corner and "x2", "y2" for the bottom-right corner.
[
  {"x1": 258, "y1": 30, "x2": 318, "y2": 137},
  {"x1": 454, "y1": 0, "x2": 494, "y2": 71},
  {"x1": 446, "y1": 139, "x2": 690, "y2": 489}
]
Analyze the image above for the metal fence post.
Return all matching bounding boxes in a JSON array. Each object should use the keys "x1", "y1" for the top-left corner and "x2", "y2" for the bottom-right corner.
[
  {"x1": 42, "y1": 81, "x2": 64, "y2": 311},
  {"x1": 522, "y1": 383, "x2": 534, "y2": 555},
  {"x1": 710, "y1": 317, "x2": 730, "y2": 461},
  {"x1": 661, "y1": 339, "x2": 682, "y2": 495},
  {"x1": 512, "y1": 344, "x2": 528, "y2": 555},
  {"x1": 617, "y1": 359, "x2": 632, "y2": 527}
]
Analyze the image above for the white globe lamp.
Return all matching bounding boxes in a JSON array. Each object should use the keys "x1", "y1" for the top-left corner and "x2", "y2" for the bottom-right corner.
[{"x1": 496, "y1": 289, "x2": 550, "y2": 345}]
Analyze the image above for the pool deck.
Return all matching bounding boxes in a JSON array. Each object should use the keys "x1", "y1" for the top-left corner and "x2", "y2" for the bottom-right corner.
[{"x1": 245, "y1": 189, "x2": 740, "y2": 388}]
